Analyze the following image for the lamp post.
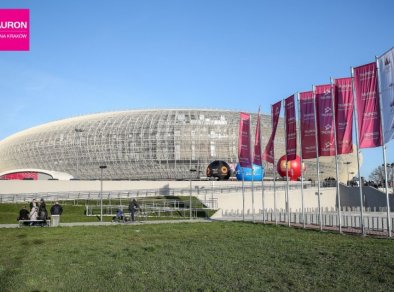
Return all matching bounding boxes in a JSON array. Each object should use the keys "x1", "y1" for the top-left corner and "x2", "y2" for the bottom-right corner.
[
  {"x1": 99, "y1": 165, "x2": 107, "y2": 222},
  {"x1": 189, "y1": 168, "x2": 196, "y2": 220},
  {"x1": 344, "y1": 162, "x2": 351, "y2": 185},
  {"x1": 75, "y1": 128, "x2": 84, "y2": 179}
]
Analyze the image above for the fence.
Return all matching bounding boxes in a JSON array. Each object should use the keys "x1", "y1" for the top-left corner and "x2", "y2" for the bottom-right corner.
[
  {"x1": 222, "y1": 209, "x2": 394, "y2": 236},
  {"x1": 0, "y1": 181, "x2": 311, "y2": 204},
  {"x1": 85, "y1": 197, "x2": 215, "y2": 220}
]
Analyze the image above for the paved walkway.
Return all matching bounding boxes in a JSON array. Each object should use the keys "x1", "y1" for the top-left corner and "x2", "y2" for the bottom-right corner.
[{"x1": 0, "y1": 218, "x2": 211, "y2": 229}]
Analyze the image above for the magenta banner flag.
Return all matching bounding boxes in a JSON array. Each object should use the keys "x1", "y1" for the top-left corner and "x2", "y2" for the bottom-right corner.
[
  {"x1": 238, "y1": 112, "x2": 252, "y2": 168},
  {"x1": 253, "y1": 109, "x2": 262, "y2": 166},
  {"x1": 263, "y1": 101, "x2": 281, "y2": 163},
  {"x1": 299, "y1": 91, "x2": 317, "y2": 159},
  {"x1": 315, "y1": 84, "x2": 336, "y2": 156},
  {"x1": 353, "y1": 62, "x2": 383, "y2": 148},
  {"x1": 334, "y1": 77, "x2": 354, "y2": 154},
  {"x1": 285, "y1": 95, "x2": 297, "y2": 160}
]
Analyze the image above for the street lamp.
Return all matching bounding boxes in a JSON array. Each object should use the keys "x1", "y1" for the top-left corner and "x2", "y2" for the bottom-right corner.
[
  {"x1": 189, "y1": 168, "x2": 197, "y2": 220},
  {"x1": 75, "y1": 128, "x2": 84, "y2": 179},
  {"x1": 344, "y1": 162, "x2": 351, "y2": 185},
  {"x1": 99, "y1": 165, "x2": 107, "y2": 222}
]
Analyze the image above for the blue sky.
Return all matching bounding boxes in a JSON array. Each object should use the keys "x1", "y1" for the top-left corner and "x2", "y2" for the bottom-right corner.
[{"x1": 1, "y1": 0, "x2": 394, "y2": 177}]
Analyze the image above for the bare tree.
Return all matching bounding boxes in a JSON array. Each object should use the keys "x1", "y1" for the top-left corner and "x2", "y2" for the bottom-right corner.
[{"x1": 369, "y1": 165, "x2": 385, "y2": 186}]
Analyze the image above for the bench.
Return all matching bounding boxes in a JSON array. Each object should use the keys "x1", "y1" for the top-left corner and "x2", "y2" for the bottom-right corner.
[{"x1": 19, "y1": 219, "x2": 51, "y2": 227}]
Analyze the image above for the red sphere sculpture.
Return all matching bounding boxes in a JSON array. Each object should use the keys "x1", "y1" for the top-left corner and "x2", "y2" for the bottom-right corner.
[{"x1": 277, "y1": 155, "x2": 305, "y2": 181}]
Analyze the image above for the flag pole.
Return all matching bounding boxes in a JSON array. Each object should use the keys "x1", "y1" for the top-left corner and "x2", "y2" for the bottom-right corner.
[
  {"x1": 312, "y1": 85, "x2": 323, "y2": 231},
  {"x1": 262, "y1": 165, "x2": 265, "y2": 223},
  {"x1": 257, "y1": 106, "x2": 265, "y2": 224},
  {"x1": 252, "y1": 166, "x2": 255, "y2": 223},
  {"x1": 351, "y1": 67, "x2": 366, "y2": 236},
  {"x1": 283, "y1": 99, "x2": 290, "y2": 227},
  {"x1": 331, "y1": 77, "x2": 342, "y2": 234},
  {"x1": 242, "y1": 167, "x2": 245, "y2": 222},
  {"x1": 272, "y1": 104, "x2": 278, "y2": 226},
  {"x1": 297, "y1": 93, "x2": 306, "y2": 228},
  {"x1": 376, "y1": 57, "x2": 392, "y2": 238}
]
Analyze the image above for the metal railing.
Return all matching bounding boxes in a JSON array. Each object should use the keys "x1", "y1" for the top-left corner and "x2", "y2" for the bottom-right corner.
[
  {"x1": 222, "y1": 209, "x2": 394, "y2": 235},
  {"x1": 0, "y1": 181, "x2": 311, "y2": 203}
]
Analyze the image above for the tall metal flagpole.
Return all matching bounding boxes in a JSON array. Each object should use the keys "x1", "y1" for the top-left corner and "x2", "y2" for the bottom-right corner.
[
  {"x1": 251, "y1": 111, "x2": 255, "y2": 223},
  {"x1": 312, "y1": 85, "x2": 323, "y2": 231},
  {"x1": 351, "y1": 67, "x2": 365, "y2": 236},
  {"x1": 252, "y1": 166, "x2": 255, "y2": 223},
  {"x1": 262, "y1": 166, "x2": 265, "y2": 223},
  {"x1": 272, "y1": 104, "x2": 278, "y2": 225},
  {"x1": 297, "y1": 93, "x2": 306, "y2": 228},
  {"x1": 283, "y1": 99, "x2": 290, "y2": 227},
  {"x1": 242, "y1": 167, "x2": 245, "y2": 221},
  {"x1": 258, "y1": 106, "x2": 265, "y2": 224},
  {"x1": 330, "y1": 77, "x2": 342, "y2": 234},
  {"x1": 376, "y1": 57, "x2": 392, "y2": 238}
]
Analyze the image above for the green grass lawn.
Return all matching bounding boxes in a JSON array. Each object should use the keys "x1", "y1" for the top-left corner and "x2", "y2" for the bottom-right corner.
[
  {"x1": 0, "y1": 196, "x2": 213, "y2": 224},
  {"x1": 0, "y1": 222, "x2": 393, "y2": 291}
]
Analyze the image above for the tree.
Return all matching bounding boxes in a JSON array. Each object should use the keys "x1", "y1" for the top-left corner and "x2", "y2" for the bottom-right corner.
[{"x1": 369, "y1": 165, "x2": 386, "y2": 186}]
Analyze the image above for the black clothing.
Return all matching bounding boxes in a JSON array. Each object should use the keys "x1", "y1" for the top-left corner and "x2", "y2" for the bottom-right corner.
[
  {"x1": 50, "y1": 204, "x2": 63, "y2": 215},
  {"x1": 17, "y1": 208, "x2": 29, "y2": 221},
  {"x1": 38, "y1": 204, "x2": 48, "y2": 221},
  {"x1": 128, "y1": 200, "x2": 139, "y2": 221}
]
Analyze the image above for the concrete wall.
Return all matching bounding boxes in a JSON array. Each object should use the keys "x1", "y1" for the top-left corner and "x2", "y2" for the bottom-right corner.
[
  {"x1": 339, "y1": 184, "x2": 394, "y2": 211},
  {"x1": 0, "y1": 180, "x2": 338, "y2": 218},
  {"x1": 210, "y1": 187, "x2": 337, "y2": 216}
]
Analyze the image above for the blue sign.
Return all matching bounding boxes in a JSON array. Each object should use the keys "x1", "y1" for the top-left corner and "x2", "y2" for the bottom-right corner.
[{"x1": 235, "y1": 163, "x2": 265, "y2": 181}]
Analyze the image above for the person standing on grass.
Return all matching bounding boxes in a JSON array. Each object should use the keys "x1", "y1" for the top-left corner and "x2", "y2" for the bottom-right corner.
[
  {"x1": 38, "y1": 198, "x2": 49, "y2": 226},
  {"x1": 30, "y1": 198, "x2": 37, "y2": 211},
  {"x1": 50, "y1": 201, "x2": 63, "y2": 216},
  {"x1": 128, "y1": 199, "x2": 139, "y2": 222},
  {"x1": 29, "y1": 201, "x2": 38, "y2": 225}
]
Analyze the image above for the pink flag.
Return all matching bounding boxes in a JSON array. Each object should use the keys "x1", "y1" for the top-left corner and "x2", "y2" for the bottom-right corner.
[
  {"x1": 285, "y1": 95, "x2": 297, "y2": 160},
  {"x1": 299, "y1": 91, "x2": 317, "y2": 159},
  {"x1": 253, "y1": 108, "x2": 262, "y2": 166},
  {"x1": 334, "y1": 77, "x2": 354, "y2": 154},
  {"x1": 263, "y1": 101, "x2": 281, "y2": 163},
  {"x1": 315, "y1": 84, "x2": 336, "y2": 156},
  {"x1": 238, "y1": 112, "x2": 252, "y2": 168},
  {"x1": 353, "y1": 62, "x2": 382, "y2": 148}
]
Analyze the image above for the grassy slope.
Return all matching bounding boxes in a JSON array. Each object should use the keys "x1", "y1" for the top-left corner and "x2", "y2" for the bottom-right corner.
[{"x1": 0, "y1": 222, "x2": 393, "y2": 291}]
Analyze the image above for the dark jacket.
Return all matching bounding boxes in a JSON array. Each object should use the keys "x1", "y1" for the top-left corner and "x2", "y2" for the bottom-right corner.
[
  {"x1": 17, "y1": 208, "x2": 30, "y2": 220},
  {"x1": 50, "y1": 204, "x2": 63, "y2": 215},
  {"x1": 128, "y1": 200, "x2": 139, "y2": 213},
  {"x1": 38, "y1": 203, "x2": 48, "y2": 220}
]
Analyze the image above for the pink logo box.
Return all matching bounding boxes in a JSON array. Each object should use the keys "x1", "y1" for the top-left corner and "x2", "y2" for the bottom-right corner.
[{"x1": 0, "y1": 9, "x2": 29, "y2": 51}]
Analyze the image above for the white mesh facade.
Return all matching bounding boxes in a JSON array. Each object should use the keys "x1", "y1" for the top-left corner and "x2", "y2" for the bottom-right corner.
[{"x1": 0, "y1": 109, "x2": 278, "y2": 180}]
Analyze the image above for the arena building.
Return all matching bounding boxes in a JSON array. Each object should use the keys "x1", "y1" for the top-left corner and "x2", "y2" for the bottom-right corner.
[{"x1": 0, "y1": 109, "x2": 359, "y2": 181}]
